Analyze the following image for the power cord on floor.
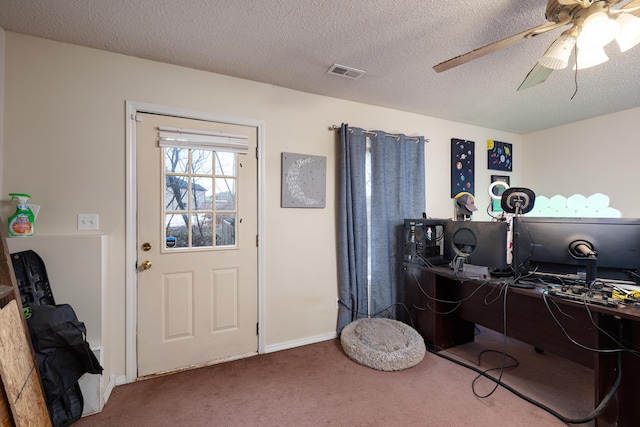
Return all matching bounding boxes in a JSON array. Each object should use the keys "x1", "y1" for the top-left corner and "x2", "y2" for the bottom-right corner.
[
  {"x1": 428, "y1": 346, "x2": 621, "y2": 425},
  {"x1": 470, "y1": 349, "x2": 519, "y2": 398},
  {"x1": 472, "y1": 285, "x2": 512, "y2": 399}
]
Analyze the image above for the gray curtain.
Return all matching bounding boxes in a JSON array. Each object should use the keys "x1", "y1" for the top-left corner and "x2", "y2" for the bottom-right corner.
[
  {"x1": 337, "y1": 124, "x2": 425, "y2": 332},
  {"x1": 337, "y1": 125, "x2": 368, "y2": 332}
]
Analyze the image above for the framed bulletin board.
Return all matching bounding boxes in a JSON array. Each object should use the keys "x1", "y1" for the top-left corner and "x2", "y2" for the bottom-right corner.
[{"x1": 281, "y1": 152, "x2": 326, "y2": 208}]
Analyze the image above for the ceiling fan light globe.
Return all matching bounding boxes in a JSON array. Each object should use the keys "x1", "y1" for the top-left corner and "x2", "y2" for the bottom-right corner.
[
  {"x1": 615, "y1": 13, "x2": 640, "y2": 52},
  {"x1": 538, "y1": 34, "x2": 576, "y2": 69},
  {"x1": 573, "y1": 46, "x2": 609, "y2": 70},
  {"x1": 577, "y1": 11, "x2": 620, "y2": 49}
]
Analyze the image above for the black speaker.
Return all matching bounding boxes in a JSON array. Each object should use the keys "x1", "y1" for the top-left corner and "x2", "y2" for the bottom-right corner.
[{"x1": 403, "y1": 219, "x2": 449, "y2": 266}]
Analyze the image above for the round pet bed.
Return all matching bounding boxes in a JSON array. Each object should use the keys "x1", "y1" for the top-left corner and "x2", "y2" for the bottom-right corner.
[{"x1": 340, "y1": 318, "x2": 426, "y2": 371}]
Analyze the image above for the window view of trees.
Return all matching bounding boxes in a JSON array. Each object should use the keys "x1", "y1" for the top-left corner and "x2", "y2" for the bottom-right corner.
[{"x1": 164, "y1": 147, "x2": 236, "y2": 249}]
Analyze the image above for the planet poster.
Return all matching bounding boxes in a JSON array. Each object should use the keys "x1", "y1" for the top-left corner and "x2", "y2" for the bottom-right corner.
[
  {"x1": 451, "y1": 138, "x2": 475, "y2": 198},
  {"x1": 487, "y1": 139, "x2": 512, "y2": 171}
]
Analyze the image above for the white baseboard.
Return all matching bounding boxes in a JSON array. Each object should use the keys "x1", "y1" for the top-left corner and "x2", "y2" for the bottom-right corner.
[
  {"x1": 104, "y1": 374, "x2": 117, "y2": 401},
  {"x1": 114, "y1": 374, "x2": 128, "y2": 387},
  {"x1": 264, "y1": 331, "x2": 337, "y2": 354}
]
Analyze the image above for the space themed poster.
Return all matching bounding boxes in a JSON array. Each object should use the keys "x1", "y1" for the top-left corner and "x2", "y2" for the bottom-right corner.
[
  {"x1": 451, "y1": 138, "x2": 475, "y2": 198},
  {"x1": 487, "y1": 140, "x2": 512, "y2": 171}
]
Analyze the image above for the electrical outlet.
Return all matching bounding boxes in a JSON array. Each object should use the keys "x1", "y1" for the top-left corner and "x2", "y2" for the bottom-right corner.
[{"x1": 78, "y1": 213, "x2": 99, "y2": 231}]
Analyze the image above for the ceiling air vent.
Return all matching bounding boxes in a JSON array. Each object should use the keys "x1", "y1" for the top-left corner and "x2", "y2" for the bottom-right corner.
[{"x1": 327, "y1": 64, "x2": 366, "y2": 80}]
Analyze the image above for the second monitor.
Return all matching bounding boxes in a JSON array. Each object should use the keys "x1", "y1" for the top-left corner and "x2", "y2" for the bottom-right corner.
[
  {"x1": 443, "y1": 221, "x2": 509, "y2": 270},
  {"x1": 513, "y1": 216, "x2": 640, "y2": 285}
]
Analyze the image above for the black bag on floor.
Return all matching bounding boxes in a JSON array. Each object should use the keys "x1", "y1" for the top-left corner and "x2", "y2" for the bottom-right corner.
[{"x1": 26, "y1": 303, "x2": 103, "y2": 427}]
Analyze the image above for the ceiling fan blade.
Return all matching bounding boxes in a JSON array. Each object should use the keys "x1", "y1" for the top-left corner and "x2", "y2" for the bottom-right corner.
[
  {"x1": 433, "y1": 21, "x2": 567, "y2": 73},
  {"x1": 621, "y1": 0, "x2": 640, "y2": 15},
  {"x1": 621, "y1": 0, "x2": 640, "y2": 10},
  {"x1": 517, "y1": 63, "x2": 554, "y2": 91}
]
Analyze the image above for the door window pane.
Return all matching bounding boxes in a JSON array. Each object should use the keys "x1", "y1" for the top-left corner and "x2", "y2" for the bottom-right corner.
[
  {"x1": 192, "y1": 213, "x2": 214, "y2": 247},
  {"x1": 215, "y1": 178, "x2": 236, "y2": 210},
  {"x1": 166, "y1": 176, "x2": 189, "y2": 211},
  {"x1": 216, "y1": 214, "x2": 236, "y2": 246},
  {"x1": 165, "y1": 214, "x2": 188, "y2": 248},
  {"x1": 165, "y1": 147, "x2": 189, "y2": 174},
  {"x1": 191, "y1": 150, "x2": 213, "y2": 175},
  {"x1": 191, "y1": 177, "x2": 213, "y2": 211},
  {"x1": 215, "y1": 152, "x2": 236, "y2": 176}
]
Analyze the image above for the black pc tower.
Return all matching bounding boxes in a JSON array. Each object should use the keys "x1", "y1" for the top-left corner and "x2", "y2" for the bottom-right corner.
[{"x1": 403, "y1": 219, "x2": 450, "y2": 266}]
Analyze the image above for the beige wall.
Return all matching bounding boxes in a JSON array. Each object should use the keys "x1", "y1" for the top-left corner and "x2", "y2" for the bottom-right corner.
[
  {"x1": 522, "y1": 107, "x2": 640, "y2": 217},
  {"x1": 1, "y1": 33, "x2": 524, "y2": 382}
]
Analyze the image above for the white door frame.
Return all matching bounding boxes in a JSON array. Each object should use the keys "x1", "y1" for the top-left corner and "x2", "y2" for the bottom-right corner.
[{"x1": 125, "y1": 101, "x2": 266, "y2": 383}]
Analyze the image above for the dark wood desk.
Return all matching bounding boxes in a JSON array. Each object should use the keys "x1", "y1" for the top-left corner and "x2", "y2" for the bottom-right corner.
[{"x1": 404, "y1": 263, "x2": 640, "y2": 427}]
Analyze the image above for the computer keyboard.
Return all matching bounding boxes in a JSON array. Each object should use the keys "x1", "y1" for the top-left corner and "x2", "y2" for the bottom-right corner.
[{"x1": 548, "y1": 288, "x2": 620, "y2": 307}]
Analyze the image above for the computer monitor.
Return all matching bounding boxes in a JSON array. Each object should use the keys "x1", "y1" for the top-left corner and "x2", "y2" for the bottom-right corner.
[
  {"x1": 513, "y1": 217, "x2": 640, "y2": 285},
  {"x1": 443, "y1": 221, "x2": 509, "y2": 270}
]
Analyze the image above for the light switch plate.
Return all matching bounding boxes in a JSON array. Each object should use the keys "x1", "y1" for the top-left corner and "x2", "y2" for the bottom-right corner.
[{"x1": 78, "y1": 213, "x2": 99, "y2": 231}]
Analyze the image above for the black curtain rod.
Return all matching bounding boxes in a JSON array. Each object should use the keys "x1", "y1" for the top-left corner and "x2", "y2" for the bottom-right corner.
[{"x1": 329, "y1": 125, "x2": 429, "y2": 143}]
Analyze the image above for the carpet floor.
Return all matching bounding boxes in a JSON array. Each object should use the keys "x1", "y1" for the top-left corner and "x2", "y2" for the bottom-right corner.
[{"x1": 76, "y1": 326, "x2": 595, "y2": 426}]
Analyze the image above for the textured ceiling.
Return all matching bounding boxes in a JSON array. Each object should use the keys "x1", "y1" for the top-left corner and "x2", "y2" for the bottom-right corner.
[{"x1": 1, "y1": 0, "x2": 639, "y2": 134}]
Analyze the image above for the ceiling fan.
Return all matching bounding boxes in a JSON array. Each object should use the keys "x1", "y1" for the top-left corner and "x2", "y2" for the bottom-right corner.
[{"x1": 433, "y1": 0, "x2": 640, "y2": 90}]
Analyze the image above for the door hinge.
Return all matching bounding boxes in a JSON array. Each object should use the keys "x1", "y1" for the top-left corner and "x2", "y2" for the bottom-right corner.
[
  {"x1": 256, "y1": 323, "x2": 259, "y2": 335},
  {"x1": 256, "y1": 146, "x2": 259, "y2": 159},
  {"x1": 256, "y1": 234, "x2": 259, "y2": 247}
]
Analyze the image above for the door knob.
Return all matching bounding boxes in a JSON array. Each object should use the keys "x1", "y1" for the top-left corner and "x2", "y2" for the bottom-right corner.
[{"x1": 140, "y1": 260, "x2": 152, "y2": 270}]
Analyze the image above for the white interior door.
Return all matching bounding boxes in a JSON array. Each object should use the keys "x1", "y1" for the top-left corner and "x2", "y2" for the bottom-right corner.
[{"x1": 136, "y1": 113, "x2": 258, "y2": 377}]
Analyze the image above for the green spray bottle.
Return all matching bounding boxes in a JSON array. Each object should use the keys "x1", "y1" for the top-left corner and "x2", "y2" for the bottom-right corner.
[{"x1": 8, "y1": 193, "x2": 35, "y2": 237}]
